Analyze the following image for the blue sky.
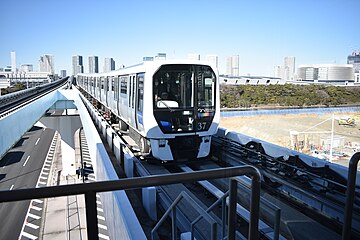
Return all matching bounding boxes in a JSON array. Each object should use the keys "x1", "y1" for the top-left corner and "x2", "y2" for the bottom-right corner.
[{"x1": 1, "y1": 0, "x2": 359, "y2": 75}]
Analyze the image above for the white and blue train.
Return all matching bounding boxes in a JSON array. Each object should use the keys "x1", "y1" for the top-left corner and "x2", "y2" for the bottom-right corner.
[{"x1": 77, "y1": 60, "x2": 220, "y2": 161}]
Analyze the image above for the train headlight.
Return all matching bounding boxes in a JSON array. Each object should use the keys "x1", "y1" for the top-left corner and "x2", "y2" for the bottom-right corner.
[
  {"x1": 159, "y1": 139, "x2": 167, "y2": 148},
  {"x1": 203, "y1": 136, "x2": 210, "y2": 143}
]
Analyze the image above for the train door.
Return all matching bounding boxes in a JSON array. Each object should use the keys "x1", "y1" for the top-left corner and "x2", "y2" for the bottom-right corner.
[
  {"x1": 136, "y1": 73, "x2": 144, "y2": 132},
  {"x1": 114, "y1": 76, "x2": 120, "y2": 115},
  {"x1": 96, "y1": 77, "x2": 101, "y2": 99},
  {"x1": 90, "y1": 77, "x2": 94, "y2": 95},
  {"x1": 128, "y1": 74, "x2": 137, "y2": 129},
  {"x1": 100, "y1": 77, "x2": 103, "y2": 102},
  {"x1": 105, "y1": 77, "x2": 109, "y2": 106}
]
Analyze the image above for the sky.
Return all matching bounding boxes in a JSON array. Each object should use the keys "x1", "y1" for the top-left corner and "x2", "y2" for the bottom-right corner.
[{"x1": 1, "y1": 0, "x2": 359, "y2": 76}]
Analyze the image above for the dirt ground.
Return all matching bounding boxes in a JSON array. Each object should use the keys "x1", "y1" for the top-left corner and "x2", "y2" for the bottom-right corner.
[{"x1": 219, "y1": 111, "x2": 360, "y2": 168}]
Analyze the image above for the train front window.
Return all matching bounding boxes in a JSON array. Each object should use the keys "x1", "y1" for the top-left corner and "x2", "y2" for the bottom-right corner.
[
  {"x1": 153, "y1": 64, "x2": 216, "y2": 133},
  {"x1": 153, "y1": 64, "x2": 193, "y2": 109}
]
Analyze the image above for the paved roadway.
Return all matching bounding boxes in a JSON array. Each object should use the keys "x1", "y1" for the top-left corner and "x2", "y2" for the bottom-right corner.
[{"x1": 0, "y1": 126, "x2": 55, "y2": 240}]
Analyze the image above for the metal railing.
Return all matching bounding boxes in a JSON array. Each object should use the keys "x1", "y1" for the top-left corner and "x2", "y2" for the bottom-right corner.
[
  {"x1": 0, "y1": 166, "x2": 261, "y2": 240},
  {"x1": 342, "y1": 152, "x2": 360, "y2": 240},
  {"x1": 152, "y1": 191, "x2": 218, "y2": 240}
]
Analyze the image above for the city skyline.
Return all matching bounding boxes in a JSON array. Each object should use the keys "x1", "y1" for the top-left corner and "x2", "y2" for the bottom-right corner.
[{"x1": 1, "y1": 0, "x2": 359, "y2": 76}]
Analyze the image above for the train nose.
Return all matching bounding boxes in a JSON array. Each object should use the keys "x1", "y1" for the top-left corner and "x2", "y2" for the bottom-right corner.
[{"x1": 168, "y1": 135, "x2": 201, "y2": 160}]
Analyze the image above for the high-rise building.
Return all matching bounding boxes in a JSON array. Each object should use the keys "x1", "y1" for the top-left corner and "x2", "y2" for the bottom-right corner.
[
  {"x1": 347, "y1": 50, "x2": 360, "y2": 73},
  {"x1": 205, "y1": 55, "x2": 219, "y2": 68},
  {"x1": 72, "y1": 55, "x2": 83, "y2": 75},
  {"x1": 103, "y1": 58, "x2": 115, "y2": 72},
  {"x1": 20, "y1": 64, "x2": 33, "y2": 72},
  {"x1": 11, "y1": 51, "x2": 16, "y2": 72},
  {"x1": 39, "y1": 54, "x2": 55, "y2": 73},
  {"x1": 188, "y1": 53, "x2": 200, "y2": 60},
  {"x1": 88, "y1": 56, "x2": 99, "y2": 73},
  {"x1": 226, "y1": 55, "x2": 239, "y2": 76},
  {"x1": 283, "y1": 56, "x2": 295, "y2": 81},
  {"x1": 60, "y1": 70, "x2": 67, "y2": 77},
  {"x1": 274, "y1": 65, "x2": 283, "y2": 78}
]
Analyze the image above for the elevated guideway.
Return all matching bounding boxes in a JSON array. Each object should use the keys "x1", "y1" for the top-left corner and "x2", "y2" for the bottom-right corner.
[{"x1": 0, "y1": 86, "x2": 146, "y2": 240}]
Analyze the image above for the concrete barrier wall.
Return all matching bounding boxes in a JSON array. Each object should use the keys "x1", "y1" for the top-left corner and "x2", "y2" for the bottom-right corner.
[
  {"x1": 75, "y1": 90, "x2": 146, "y2": 240},
  {"x1": 0, "y1": 89, "x2": 59, "y2": 158}
]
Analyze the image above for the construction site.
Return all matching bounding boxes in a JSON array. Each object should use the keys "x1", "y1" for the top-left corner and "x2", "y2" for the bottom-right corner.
[{"x1": 220, "y1": 111, "x2": 360, "y2": 168}]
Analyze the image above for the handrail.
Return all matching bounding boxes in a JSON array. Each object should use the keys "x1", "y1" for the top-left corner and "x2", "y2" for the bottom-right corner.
[
  {"x1": 0, "y1": 166, "x2": 261, "y2": 240},
  {"x1": 151, "y1": 191, "x2": 217, "y2": 240},
  {"x1": 192, "y1": 191, "x2": 229, "y2": 239},
  {"x1": 342, "y1": 152, "x2": 360, "y2": 240}
]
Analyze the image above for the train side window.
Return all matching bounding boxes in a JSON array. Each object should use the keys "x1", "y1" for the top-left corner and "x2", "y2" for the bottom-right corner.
[
  {"x1": 137, "y1": 74, "x2": 144, "y2": 112},
  {"x1": 120, "y1": 76, "x2": 127, "y2": 94},
  {"x1": 111, "y1": 77, "x2": 115, "y2": 91}
]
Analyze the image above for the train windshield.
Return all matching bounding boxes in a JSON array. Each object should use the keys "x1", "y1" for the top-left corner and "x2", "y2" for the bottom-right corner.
[{"x1": 153, "y1": 64, "x2": 216, "y2": 133}]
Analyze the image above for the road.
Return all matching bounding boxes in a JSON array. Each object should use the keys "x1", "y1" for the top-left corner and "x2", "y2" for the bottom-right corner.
[{"x1": 0, "y1": 126, "x2": 55, "y2": 240}]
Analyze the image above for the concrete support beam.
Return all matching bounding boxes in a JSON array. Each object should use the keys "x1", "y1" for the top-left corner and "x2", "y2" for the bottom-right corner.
[
  {"x1": 142, "y1": 187, "x2": 157, "y2": 221},
  {"x1": 40, "y1": 113, "x2": 82, "y2": 176}
]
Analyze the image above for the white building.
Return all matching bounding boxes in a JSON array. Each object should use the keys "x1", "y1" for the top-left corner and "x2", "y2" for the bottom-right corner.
[
  {"x1": 103, "y1": 58, "x2": 115, "y2": 72},
  {"x1": 206, "y1": 55, "x2": 219, "y2": 68},
  {"x1": 20, "y1": 64, "x2": 33, "y2": 72},
  {"x1": 297, "y1": 64, "x2": 354, "y2": 85},
  {"x1": 284, "y1": 56, "x2": 295, "y2": 81},
  {"x1": 39, "y1": 54, "x2": 54, "y2": 73},
  {"x1": 60, "y1": 70, "x2": 67, "y2": 78},
  {"x1": 274, "y1": 65, "x2": 283, "y2": 78},
  {"x1": 154, "y1": 53, "x2": 166, "y2": 60},
  {"x1": 72, "y1": 55, "x2": 83, "y2": 75},
  {"x1": 11, "y1": 51, "x2": 16, "y2": 72},
  {"x1": 220, "y1": 75, "x2": 285, "y2": 85},
  {"x1": 226, "y1": 55, "x2": 239, "y2": 76},
  {"x1": 88, "y1": 56, "x2": 99, "y2": 73},
  {"x1": 0, "y1": 71, "x2": 54, "y2": 89}
]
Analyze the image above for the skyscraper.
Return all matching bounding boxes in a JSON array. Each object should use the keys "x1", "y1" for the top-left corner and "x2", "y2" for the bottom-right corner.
[
  {"x1": 274, "y1": 65, "x2": 283, "y2": 78},
  {"x1": 103, "y1": 58, "x2": 115, "y2": 72},
  {"x1": 60, "y1": 70, "x2": 67, "y2": 77},
  {"x1": 226, "y1": 55, "x2": 239, "y2": 76},
  {"x1": 72, "y1": 55, "x2": 83, "y2": 75},
  {"x1": 88, "y1": 56, "x2": 99, "y2": 73},
  {"x1": 11, "y1": 51, "x2": 16, "y2": 72},
  {"x1": 39, "y1": 54, "x2": 55, "y2": 73},
  {"x1": 283, "y1": 56, "x2": 295, "y2": 81}
]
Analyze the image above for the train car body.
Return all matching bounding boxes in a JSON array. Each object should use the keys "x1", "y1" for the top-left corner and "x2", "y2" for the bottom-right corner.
[{"x1": 77, "y1": 60, "x2": 220, "y2": 161}]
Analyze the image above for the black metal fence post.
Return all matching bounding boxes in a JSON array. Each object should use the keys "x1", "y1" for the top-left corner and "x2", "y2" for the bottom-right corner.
[
  {"x1": 342, "y1": 152, "x2": 360, "y2": 240},
  {"x1": 228, "y1": 179, "x2": 238, "y2": 240},
  {"x1": 85, "y1": 191, "x2": 99, "y2": 240}
]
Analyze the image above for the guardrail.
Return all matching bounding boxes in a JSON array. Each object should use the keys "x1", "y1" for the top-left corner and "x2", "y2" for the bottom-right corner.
[{"x1": 0, "y1": 166, "x2": 261, "y2": 240}]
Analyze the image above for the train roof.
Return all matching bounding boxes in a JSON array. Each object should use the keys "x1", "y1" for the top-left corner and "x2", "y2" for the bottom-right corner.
[{"x1": 77, "y1": 59, "x2": 218, "y2": 77}]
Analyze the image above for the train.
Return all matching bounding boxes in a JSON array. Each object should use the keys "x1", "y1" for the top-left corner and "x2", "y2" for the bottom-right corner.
[{"x1": 76, "y1": 59, "x2": 220, "y2": 161}]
